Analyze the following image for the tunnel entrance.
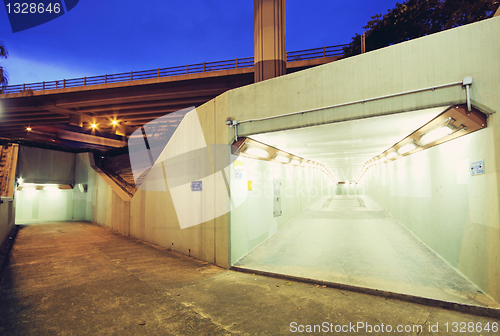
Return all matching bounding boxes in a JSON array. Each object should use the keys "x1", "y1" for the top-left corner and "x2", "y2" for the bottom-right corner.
[
  {"x1": 230, "y1": 105, "x2": 498, "y2": 309},
  {"x1": 14, "y1": 146, "x2": 90, "y2": 224}
]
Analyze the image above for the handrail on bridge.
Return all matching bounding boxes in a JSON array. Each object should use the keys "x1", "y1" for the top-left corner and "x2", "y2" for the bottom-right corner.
[{"x1": 0, "y1": 44, "x2": 347, "y2": 94}]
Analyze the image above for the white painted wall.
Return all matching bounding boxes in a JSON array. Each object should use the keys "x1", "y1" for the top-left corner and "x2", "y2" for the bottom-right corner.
[
  {"x1": 359, "y1": 123, "x2": 499, "y2": 300},
  {"x1": 15, "y1": 188, "x2": 74, "y2": 224},
  {"x1": 74, "y1": 153, "x2": 93, "y2": 221},
  {"x1": 229, "y1": 156, "x2": 334, "y2": 265}
]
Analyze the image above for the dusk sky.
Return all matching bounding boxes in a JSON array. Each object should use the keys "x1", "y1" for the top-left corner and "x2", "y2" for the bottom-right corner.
[{"x1": 0, "y1": 1, "x2": 401, "y2": 85}]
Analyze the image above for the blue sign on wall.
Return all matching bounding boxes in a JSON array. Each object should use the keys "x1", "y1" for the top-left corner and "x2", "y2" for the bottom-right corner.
[
  {"x1": 470, "y1": 160, "x2": 485, "y2": 175},
  {"x1": 191, "y1": 181, "x2": 202, "y2": 191}
]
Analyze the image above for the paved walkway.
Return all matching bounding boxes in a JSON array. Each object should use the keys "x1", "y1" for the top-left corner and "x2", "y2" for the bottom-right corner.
[
  {"x1": 235, "y1": 196, "x2": 500, "y2": 310},
  {"x1": 0, "y1": 221, "x2": 498, "y2": 335}
]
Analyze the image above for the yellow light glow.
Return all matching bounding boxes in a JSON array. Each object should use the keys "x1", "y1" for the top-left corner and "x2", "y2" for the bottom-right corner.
[
  {"x1": 419, "y1": 126, "x2": 453, "y2": 145},
  {"x1": 91, "y1": 123, "x2": 97, "y2": 129},
  {"x1": 244, "y1": 146, "x2": 269, "y2": 159},
  {"x1": 45, "y1": 186, "x2": 60, "y2": 192},
  {"x1": 26, "y1": 127, "x2": 32, "y2": 131},
  {"x1": 111, "y1": 120, "x2": 118, "y2": 125},
  {"x1": 274, "y1": 155, "x2": 290, "y2": 163},
  {"x1": 386, "y1": 151, "x2": 398, "y2": 160},
  {"x1": 398, "y1": 141, "x2": 417, "y2": 155}
]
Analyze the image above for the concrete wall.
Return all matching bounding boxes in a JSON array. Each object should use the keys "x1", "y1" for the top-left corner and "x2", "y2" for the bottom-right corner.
[
  {"x1": 360, "y1": 122, "x2": 500, "y2": 300},
  {"x1": 231, "y1": 17, "x2": 500, "y2": 138},
  {"x1": 219, "y1": 17, "x2": 500, "y2": 300},
  {"x1": 17, "y1": 146, "x2": 76, "y2": 184},
  {"x1": 0, "y1": 200, "x2": 15, "y2": 246},
  {"x1": 74, "y1": 153, "x2": 93, "y2": 221},
  {"x1": 230, "y1": 156, "x2": 334, "y2": 264},
  {"x1": 128, "y1": 102, "x2": 230, "y2": 267}
]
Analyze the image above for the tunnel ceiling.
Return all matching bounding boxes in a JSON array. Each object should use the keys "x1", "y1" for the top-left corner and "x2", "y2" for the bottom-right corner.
[{"x1": 250, "y1": 106, "x2": 450, "y2": 182}]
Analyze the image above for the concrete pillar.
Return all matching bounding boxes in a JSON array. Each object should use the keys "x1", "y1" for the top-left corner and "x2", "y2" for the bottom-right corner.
[{"x1": 254, "y1": 0, "x2": 286, "y2": 82}]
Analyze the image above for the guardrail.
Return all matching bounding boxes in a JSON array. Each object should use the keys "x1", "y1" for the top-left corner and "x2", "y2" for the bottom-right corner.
[{"x1": 0, "y1": 44, "x2": 347, "y2": 94}]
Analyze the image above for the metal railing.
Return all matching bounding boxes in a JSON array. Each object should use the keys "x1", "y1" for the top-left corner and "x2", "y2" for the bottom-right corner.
[{"x1": 0, "y1": 44, "x2": 347, "y2": 95}]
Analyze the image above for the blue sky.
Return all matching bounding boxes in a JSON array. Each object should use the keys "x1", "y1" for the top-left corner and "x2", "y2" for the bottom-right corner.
[{"x1": 0, "y1": 1, "x2": 401, "y2": 85}]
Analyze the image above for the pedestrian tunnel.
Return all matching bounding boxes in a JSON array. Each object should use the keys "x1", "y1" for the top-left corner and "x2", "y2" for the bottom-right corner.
[{"x1": 229, "y1": 104, "x2": 499, "y2": 309}]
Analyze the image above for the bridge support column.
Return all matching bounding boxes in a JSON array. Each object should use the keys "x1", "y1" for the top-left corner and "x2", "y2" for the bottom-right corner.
[{"x1": 254, "y1": 0, "x2": 286, "y2": 82}]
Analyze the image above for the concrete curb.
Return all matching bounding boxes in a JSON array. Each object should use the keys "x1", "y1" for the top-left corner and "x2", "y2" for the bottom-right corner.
[{"x1": 231, "y1": 266, "x2": 500, "y2": 319}]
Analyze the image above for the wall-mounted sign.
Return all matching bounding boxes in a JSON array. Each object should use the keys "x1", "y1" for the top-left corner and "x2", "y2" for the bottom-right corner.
[
  {"x1": 234, "y1": 160, "x2": 244, "y2": 179},
  {"x1": 470, "y1": 160, "x2": 485, "y2": 175},
  {"x1": 191, "y1": 181, "x2": 202, "y2": 191}
]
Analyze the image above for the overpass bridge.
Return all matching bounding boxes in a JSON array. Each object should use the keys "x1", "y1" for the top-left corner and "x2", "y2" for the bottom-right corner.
[{"x1": 0, "y1": 45, "x2": 345, "y2": 148}]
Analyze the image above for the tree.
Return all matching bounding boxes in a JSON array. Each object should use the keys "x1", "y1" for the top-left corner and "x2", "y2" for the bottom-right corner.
[
  {"x1": 0, "y1": 41, "x2": 8, "y2": 86},
  {"x1": 343, "y1": 0, "x2": 500, "y2": 57}
]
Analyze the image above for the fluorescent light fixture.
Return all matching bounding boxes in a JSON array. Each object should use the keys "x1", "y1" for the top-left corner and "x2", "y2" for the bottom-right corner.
[
  {"x1": 45, "y1": 186, "x2": 60, "y2": 192},
  {"x1": 290, "y1": 159, "x2": 301, "y2": 165},
  {"x1": 244, "y1": 146, "x2": 269, "y2": 159},
  {"x1": 419, "y1": 125, "x2": 454, "y2": 145},
  {"x1": 386, "y1": 151, "x2": 398, "y2": 160},
  {"x1": 17, "y1": 177, "x2": 23, "y2": 185},
  {"x1": 398, "y1": 141, "x2": 417, "y2": 155},
  {"x1": 274, "y1": 154, "x2": 290, "y2": 163}
]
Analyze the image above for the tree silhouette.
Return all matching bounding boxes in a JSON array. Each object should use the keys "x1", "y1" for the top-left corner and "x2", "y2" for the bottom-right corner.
[
  {"x1": 0, "y1": 41, "x2": 8, "y2": 86},
  {"x1": 343, "y1": 0, "x2": 499, "y2": 57}
]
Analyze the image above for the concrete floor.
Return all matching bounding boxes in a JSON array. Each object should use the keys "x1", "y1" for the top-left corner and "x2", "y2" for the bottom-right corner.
[
  {"x1": 1, "y1": 221, "x2": 499, "y2": 335},
  {"x1": 234, "y1": 195, "x2": 500, "y2": 311}
]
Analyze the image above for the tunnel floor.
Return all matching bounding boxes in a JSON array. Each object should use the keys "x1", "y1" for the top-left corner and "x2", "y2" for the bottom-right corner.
[{"x1": 234, "y1": 195, "x2": 500, "y2": 309}]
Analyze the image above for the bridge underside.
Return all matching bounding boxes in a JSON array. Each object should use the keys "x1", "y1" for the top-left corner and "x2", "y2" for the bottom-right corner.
[{"x1": 0, "y1": 57, "x2": 339, "y2": 149}]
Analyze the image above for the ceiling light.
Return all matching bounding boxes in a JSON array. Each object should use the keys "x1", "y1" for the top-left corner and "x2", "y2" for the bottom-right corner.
[
  {"x1": 26, "y1": 127, "x2": 32, "y2": 131},
  {"x1": 419, "y1": 125, "x2": 454, "y2": 145},
  {"x1": 111, "y1": 120, "x2": 118, "y2": 125},
  {"x1": 290, "y1": 159, "x2": 301, "y2": 165},
  {"x1": 386, "y1": 151, "x2": 398, "y2": 160},
  {"x1": 274, "y1": 154, "x2": 290, "y2": 163},
  {"x1": 398, "y1": 141, "x2": 417, "y2": 155},
  {"x1": 244, "y1": 146, "x2": 269, "y2": 159},
  {"x1": 91, "y1": 123, "x2": 97, "y2": 129},
  {"x1": 418, "y1": 117, "x2": 467, "y2": 146},
  {"x1": 45, "y1": 186, "x2": 60, "y2": 192}
]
